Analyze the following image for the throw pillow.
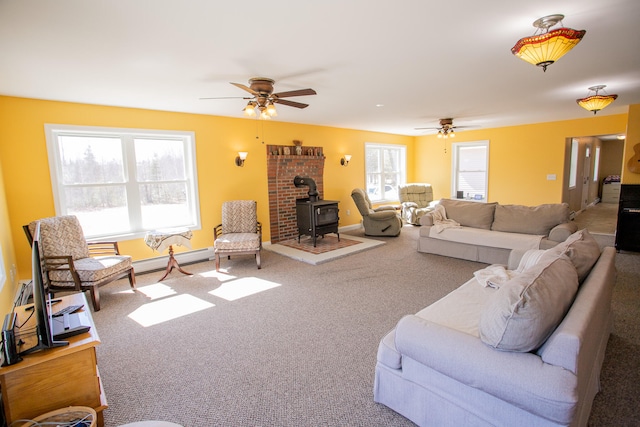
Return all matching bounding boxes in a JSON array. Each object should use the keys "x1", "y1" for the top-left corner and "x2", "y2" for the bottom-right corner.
[
  {"x1": 540, "y1": 228, "x2": 601, "y2": 283},
  {"x1": 439, "y1": 199, "x2": 497, "y2": 229},
  {"x1": 491, "y1": 203, "x2": 570, "y2": 235},
  {"x1": 479, "y1": 254, "x2": 579, "y2": 352}
]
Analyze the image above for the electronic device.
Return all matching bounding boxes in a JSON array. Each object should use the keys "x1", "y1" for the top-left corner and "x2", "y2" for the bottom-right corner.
[
  {"x1": 52, "y1": 304, "x2": 84, "y2": 317},
  {"x1": 51, "y1": 311, "x2": 91, "y2": 340},
  {"x1": 1, "y1": 312, "x2": 21, "y2": 366},
  {"x1": 18, "y1": 223, "x2": 70, "y2": 355}
]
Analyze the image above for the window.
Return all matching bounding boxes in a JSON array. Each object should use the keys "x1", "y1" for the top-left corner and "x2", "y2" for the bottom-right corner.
[
  {"x1": 45, "y1": 124, "x2": 200, "y2": 240},
  {"x1": 365, "y1": 143, "x2": 406, "y2": 202},
  {"x1": 569, "y1": 138, "x2": 578, "y2": 188},
  {"x1": 452, "y1": 141, "x2": 489, "y2": 200},
  {"x1": 593, "y1": 146, "x2": 600, "y2": 182}
]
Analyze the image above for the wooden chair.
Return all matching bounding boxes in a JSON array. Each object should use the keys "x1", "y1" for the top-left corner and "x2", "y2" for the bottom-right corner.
[
  {"x1": 213, "y1": 200, "x2": 262, "y2": 271},
  {"x1": 24, "y1": 215, "x2": 136, "y2": 311}
]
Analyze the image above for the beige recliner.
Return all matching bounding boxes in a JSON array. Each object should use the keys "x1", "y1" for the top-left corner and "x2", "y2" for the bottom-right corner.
[
  {"x1": 351, "y1": 188, "x2": 403, "y2": 236},
  {"x1": 398, "y1": 183, "x2": 436, "y2": 225}
]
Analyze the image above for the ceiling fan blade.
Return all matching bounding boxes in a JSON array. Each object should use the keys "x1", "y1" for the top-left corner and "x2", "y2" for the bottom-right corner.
[
  {"x1": 272, "y1": 88, "x2": 317, "y2": 98},
  {"x1": 273, "y1": 98, "x2": 309, "y2": 109},
  {"x1": 230, "y1": 82, "x2": 259, "y2": 96},
  {"x1": 414, "y1": 127, "x2": 440, "y2": 130},
  {"x1": 199, "y1": 96, "x2": 252, "y2": 100}
]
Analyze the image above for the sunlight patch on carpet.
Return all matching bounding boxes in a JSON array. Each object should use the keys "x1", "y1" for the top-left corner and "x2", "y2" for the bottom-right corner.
[
  {"x1": 265, "y1": 234, "x2": 385, "y2": 265},
  {"x1": 129, "y1": 294, "x2": 214, "y2": 327},
  {"x1": 209, "y1": 277, "x2": 281, "y2": 301},
  {"x1": 135, "y1": 283, "x2": 178, "y2": 300}
]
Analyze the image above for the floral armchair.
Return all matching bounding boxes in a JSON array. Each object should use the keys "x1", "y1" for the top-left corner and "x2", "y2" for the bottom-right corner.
[
  {"x1": 213, "y1": 200, "x2": 262, "y2": 271},
  {"x1": 25, "y1": 215, "x2": 136, "y2": 311}
]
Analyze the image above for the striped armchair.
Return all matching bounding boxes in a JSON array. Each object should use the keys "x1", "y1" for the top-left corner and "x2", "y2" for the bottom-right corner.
[
  {"x1": 25, "y1": 215, "x2": 136, "y2": 311},
  {"x1": 213, "y1": 200, "x2": 262, "y2": 271}
]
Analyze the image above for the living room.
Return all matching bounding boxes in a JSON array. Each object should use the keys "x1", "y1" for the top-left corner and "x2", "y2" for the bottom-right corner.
[{"x1": 1, "y1": 1, "x2": 640, "y2": 425}]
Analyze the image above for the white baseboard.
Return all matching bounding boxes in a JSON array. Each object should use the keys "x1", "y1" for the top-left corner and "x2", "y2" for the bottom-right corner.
[{"x1": 133, "y1": 247, "x2": 215, "y2": 274}]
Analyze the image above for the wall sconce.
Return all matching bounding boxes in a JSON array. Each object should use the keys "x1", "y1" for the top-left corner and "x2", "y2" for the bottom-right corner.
[
  {"x1": 235, "y1": 151, "x2": 248, "y2": 167},
  {"x1": 340, "y1": 154, "x2": 352, "y2": 167}
]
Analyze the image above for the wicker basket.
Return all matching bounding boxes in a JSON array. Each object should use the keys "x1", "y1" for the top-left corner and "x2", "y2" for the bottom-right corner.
[{"x1": 19, "y1": 406, "x2": 97, "y2": 427}]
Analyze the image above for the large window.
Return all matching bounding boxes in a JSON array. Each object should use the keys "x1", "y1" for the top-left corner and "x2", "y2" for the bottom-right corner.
[
  {"x1": 452, "y1": 141, "x2": 489, "y2": 201},
  {"x1": 45, "y1": 124, "x2": 200, "y2": 240},
  {"x1": 365, "y1": 143, "x2": 406, "y2": 202}
]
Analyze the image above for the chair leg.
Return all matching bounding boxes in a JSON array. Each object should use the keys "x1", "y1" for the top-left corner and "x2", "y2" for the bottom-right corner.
[
  {"x1": 256, "y1": 251, "x2": 261, "y2": 269},
  {"x1": 215, "y1": 253, "x2": 220, "y2": 271},
  {"x1": 128, "y1": 268, "x2": 136, "y2": 288},
  {"x1": 88, "y1": 286, "x2": 100, "y2": 312}
]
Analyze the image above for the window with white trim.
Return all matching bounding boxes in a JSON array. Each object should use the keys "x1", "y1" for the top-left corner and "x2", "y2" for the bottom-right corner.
[
  {"x1": 569, "y1": 138, "x2": 578, "y2": 189},
  {"x1": 365, "y1": 143, "x2": 406, "y2": 202},
  {"x1": 45, "y1": 124, "x2": 200, "y2": 240},
  {"x1": 452, "y1": 141, "x2": 489, "y2": 201}
]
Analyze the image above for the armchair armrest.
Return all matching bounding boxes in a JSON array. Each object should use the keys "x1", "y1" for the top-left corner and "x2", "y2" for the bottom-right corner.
[
  {"x1": 373, "y1": 205, "x2": 397, "y2": 212},
  {"x1": 394, "y1": 315, "x2": 577, "y2": 422},
  {"x1": 88, "y1": 241, "x2": 121, "y2": 256},
  {"x1": 43, "y1": 255, "x2": 83, "y2": 291},
  {"x1": 401, "y1": 201, "x2": 419, "y2": 209},
  {"x1": 369, "y1": 210, "x2": 400, "y2": 221},
  {"x1": 548, "y1": 222, "x2": 578, "y2": 242}
]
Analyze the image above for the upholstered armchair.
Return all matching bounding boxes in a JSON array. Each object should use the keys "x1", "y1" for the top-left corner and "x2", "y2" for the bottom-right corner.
[
  {"x1": 25, "y1": 215, "x2": 136, "y2": 311},
  {"x1": 350, "y1": 188, "x2": 403, "y2": 236},
  {"x1": 398, "y1": 183, "x2": 437, "y2": 225},
  {"x1": 213, "y1": 200, "x2": 262, "y2": 271}
]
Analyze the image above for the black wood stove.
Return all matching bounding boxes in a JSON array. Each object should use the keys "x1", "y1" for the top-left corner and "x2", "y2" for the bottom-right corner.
[{"x1": 294, "y1": 176, "x2": 340, "y2": 247}]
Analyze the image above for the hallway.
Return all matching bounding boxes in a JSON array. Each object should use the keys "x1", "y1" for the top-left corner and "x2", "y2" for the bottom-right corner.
[{"x1": 572, "y1": 202, "x2": 618, "y2": 236}]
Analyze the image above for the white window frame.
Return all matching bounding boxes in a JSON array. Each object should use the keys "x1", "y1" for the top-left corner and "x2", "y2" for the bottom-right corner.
[
  {"x1": 364, "y1": 143, "x2": 407, "y2": 202},
  {"x1": 44, "y1": 124, "x2": 201, "y2": 240},
  {"x1": 451, "y1": 141, "x2": 489, "y2": 201},
  {"x1": 569, "y1": 138, "x2": 578, "y2": 189}
]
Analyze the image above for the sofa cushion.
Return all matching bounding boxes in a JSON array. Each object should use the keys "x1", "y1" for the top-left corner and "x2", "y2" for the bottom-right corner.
[
  {"x1": 540, "y1": 229, "x2": 601, "y2": 283},
  {"x1": 479, "y1": 254, "x2": 579, "y2": 352},
  {"x1": 439, "y1": 199, "x2": 497, "y2": 230},
  {"x1": 491, "y1": 203, "x2": 570, "y2": 235}
]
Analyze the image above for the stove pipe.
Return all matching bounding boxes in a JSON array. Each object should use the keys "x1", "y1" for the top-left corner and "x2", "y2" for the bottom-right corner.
[{"x1": 293, "y1": 175, "x2": 319, "y2": 202}]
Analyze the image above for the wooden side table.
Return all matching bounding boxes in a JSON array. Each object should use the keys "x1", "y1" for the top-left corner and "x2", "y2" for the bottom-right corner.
[{"x1": 144, "y1": 228, "x2": 194, "y2": 281}]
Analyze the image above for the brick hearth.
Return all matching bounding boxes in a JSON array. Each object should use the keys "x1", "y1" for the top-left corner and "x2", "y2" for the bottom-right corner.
[{"x1": 266, "y1": 144, "x2": 325, "y2": 243}]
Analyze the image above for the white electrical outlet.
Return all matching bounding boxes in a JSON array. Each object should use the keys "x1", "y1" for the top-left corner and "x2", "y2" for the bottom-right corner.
[
  {"x1": 547, "y1": 174, "x2": 557, "y2": 180},
  {"x1": 346, "y1": 209, "x2": 351, "y2": 215}
]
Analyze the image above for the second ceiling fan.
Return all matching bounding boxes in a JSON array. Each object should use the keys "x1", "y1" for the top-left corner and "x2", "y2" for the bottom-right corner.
[
  {"x1": 415, "y1": 118, "x2": 473, "y2": 138},
  {"x1": 201, "y1": 77, "x2": 317, "y2": 119}
]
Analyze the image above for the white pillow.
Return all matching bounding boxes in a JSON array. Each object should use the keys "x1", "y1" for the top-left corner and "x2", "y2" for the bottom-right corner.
[
  {"x1": 516, "y1": 249, "x2": 547, "y2": 272},
  {"x1": 480, "y1": 254, "x2": 579, "y2": 352}
]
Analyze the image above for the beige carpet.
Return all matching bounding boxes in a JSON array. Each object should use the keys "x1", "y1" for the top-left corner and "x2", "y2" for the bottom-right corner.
[{"x1": 573, "y1": 202, "x2": 618, "y2": 235}]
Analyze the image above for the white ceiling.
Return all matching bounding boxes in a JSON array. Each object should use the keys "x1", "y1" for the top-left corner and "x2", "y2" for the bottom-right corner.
[{"x1": 1, "y1": 0, "x2": 639, "y2": 136}]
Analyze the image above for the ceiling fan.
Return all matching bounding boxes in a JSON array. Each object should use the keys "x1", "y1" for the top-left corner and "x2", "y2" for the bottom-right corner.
[
  {"x1": 201, "y1": 77, "x2": 317, "y2": 119},
  {"x1": 415, "y1": 118, "x2": 473, "y2": 138}
]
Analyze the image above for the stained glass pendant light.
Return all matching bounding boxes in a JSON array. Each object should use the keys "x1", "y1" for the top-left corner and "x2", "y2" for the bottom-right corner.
[
  {"x1": 511, "y1": 14, "x2": 586, "y2": 72},
  {"x1": 577, "y1": 85, "x2": 618, "y2": 114}
]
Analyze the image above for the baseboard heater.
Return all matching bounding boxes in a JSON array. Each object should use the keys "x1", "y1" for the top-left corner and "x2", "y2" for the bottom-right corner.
[{"x1": 133, "y1": 247, "x2": 214, "y2": 274}]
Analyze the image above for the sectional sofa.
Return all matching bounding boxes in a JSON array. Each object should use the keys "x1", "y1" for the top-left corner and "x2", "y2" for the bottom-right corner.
[
  {"x1": 375, "y1": 229, "x2": 615, "y2": 426},
  {"x1": 418, "y1": 199, "x2": 578, "y2": 264}
]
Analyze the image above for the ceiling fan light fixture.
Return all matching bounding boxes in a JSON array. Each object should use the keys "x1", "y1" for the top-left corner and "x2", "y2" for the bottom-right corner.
[
  {"x1": 259, "y1": 107, "x2": 271, "y2": 120},
  {"x1": 576, "y1": 85, "x2": 618, "y2": 115},
  {"x1": 511, "y1": 14, "x2": 586, "y2": 72},
  {"x1": 266, "y1": 102, "x2": 277, "y2": 117},
  {"x1": 449, "y1": 130, "x2": 455, "y2": 138},
  {"x1": 244, "y1": 102, "x2": 256, "y2": 117}
]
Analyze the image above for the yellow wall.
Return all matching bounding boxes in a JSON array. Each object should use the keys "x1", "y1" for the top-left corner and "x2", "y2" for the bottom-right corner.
[
  {"x1": 415, "y1": 114, "x2": 628, "y2": 205},
  {"x1": 0, "y1": 96, "x2": 412, "y2": 283},
  {"x1": 0, "y1": 157, "x2": 19, "y2": 316}
]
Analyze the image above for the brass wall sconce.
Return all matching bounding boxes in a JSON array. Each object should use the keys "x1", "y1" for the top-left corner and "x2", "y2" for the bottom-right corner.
[
  {"x1": 235, "y1": 151, "x2": 248, "y2": 167},
  {"x1": 340, "y1": 154, "x2": 352, "y2": 166}
]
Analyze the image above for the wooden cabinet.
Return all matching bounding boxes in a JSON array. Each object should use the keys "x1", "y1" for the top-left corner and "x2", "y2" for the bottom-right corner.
[
  {"x1": 0, "y1": 293, "x2": 106, "y2": 426},
  {"x1": 602, "y1": 182, "x2": 621, "y2": 204}
]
